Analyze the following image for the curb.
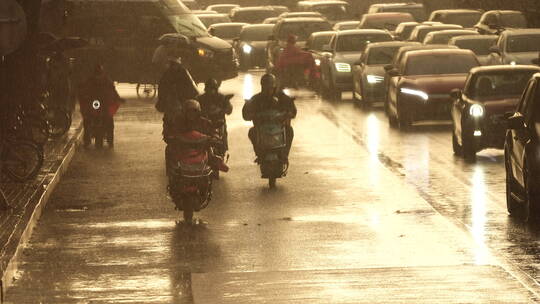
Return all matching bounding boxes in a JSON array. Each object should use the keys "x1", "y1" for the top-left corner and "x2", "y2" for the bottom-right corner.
[{"x1": 0, "y1": 124, "x2": 83, "y2": 302}]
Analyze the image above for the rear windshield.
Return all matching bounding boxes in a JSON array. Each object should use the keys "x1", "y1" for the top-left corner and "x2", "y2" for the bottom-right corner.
[
  {"x1": 441, "y1": 12, "x2": 481, "y2": 28},
  {"x1": 381, "y1": 7, "x2": 426, "y2": 21},
  {"x1": 232, "y1": 10, "x2": 278, "y2": 23},
  {"x1": 336, "y1": 34, "x2": 392, "y2": 52},
  {"x1": 427, "y1": 32, "x2": 476, "y2": 44},
  {"x1": 308, "y1": 34, "x2": 333, "y2": 51},
  {"x1": 240, "y1": 26, "x2": 274, "y2": 41},
  {"x1": 311, "y1": 4, "x2": 349, "y2": 20},
  {"x1": 277, "y1": 22, "x2": 332, "y2": 40},
  {"x1": 211, "y1": 25, "x2": 244, "y2": 39},
  {"x1": 507, "y1": 35, "x2": 540, "y2": 53},
  {"x1": 501, "y1": 13, "x2": 527, "y2": 28},
  {"x1": 405, "y1": 53, "x2": 478, "y2": 75},
  {"x1": 453, "y1": 38, "x2": 496, "y2": 56},
  {"x1": 468, "y1": 70, "x2": 537, "y2": 99},
  {"x1": 367, "y1": 46, "x2": 402, "y2": 64}
]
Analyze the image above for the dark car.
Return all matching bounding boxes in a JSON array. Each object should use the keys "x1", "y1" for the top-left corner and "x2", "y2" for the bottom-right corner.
[
  {"x1": 320, "y1": 29, "x2": 393, "y2": 101},
  {"x1": 230, "y1": 7, "x2": 280, "y2": 24},
  {"x1": 451, "y1": 65, "x2": 540, "y2": 159},
  {"x1": 296, "y1": 0, "x2": 350, "y2": 23},
  {"x1": 206, "y1": 4, "x2": 239, "y2": 15},
  {"x1": 422, "y1": 29, "x2": 478, "y2": 45},
  {"x1": 352, "y1": 41, "x2": 411, "y2": 106},
  {"x1": 358, "y1": 12, "x2": 415, "y2": 31},
  {"x1": 266, "y1": 17, "x2": 332, "y2": 73},
  {"x1": 367, "y1": 3, "x2": 427, "y2": 22},
  {"x1": 449, "y1": 35, "x2": 497, "y2": 65},
  {"x1": 475, "y1": 10, "x2": 528, "y2": 35},
  {"x1": 407, "y1": 24, "x2": 463, "y2": 42},
  {"x1": 386, "y1": 49, "x2": 479, "y2": 129},
  {"x1": 428, "y1": 9, "x2": 483, "y2": 28},
  {"x1": 504, "y1": 72, "x2": 540, "y2": 220},
  {"x1": 208, "y1": 22, "x2": 248, "y2": 44},
  {"x1": 234, "y1": 24, "x2": 274, "y2": 70},
  {"x1": 196, "y1": 13, "x2": 231, "y2": 28}
]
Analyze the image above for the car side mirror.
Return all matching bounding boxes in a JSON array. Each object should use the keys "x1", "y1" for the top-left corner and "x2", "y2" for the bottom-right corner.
[
  {"x1": 507, "y1": 114, "x2": 525, "y2": 130},
  {"x1": 489, "y1": 45, "x2": 500, "y2": 54},
  {"x1": 387, "y1": 69, "x2": 400, "y2": 77},
  {"x1": 450, "y1": 89, "x2": 462, "y2": 99}
]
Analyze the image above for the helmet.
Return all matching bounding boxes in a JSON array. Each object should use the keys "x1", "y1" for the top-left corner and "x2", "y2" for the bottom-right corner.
[
  {"x1": 260, "y1": 73, "x2": 276, "y2": 89},
  {"x1": 183, "y1": 99, "x2": 201, "y2": 113},
  {"x1": 204, "y1": 78, "x2": 219, "y2": 91}
]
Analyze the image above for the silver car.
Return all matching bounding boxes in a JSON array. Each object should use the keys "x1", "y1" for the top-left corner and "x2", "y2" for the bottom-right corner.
[
  {"x1": 449, "y1": 35, "x2": 498, "y2": 65},
  {"x1": 486, "y1": 29, "x2": 540, "y2": 65}
]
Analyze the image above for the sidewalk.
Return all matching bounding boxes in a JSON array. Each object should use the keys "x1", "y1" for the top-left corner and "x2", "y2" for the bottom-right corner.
[{"x1": 0, "y1": 112, "x2": 82, "y2": 300}]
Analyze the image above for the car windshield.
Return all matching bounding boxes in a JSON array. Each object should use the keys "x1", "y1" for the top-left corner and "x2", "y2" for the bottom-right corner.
[
  {"x1": 211, "y1": 25, "x2": 243, "y2": 39},
  {"x1": 277, "y1": 22, "x2": 332, "y2": 40},
  {"x1": 367, "y1": 46, "x2": 402, "y2": 64},
  {"x1": 443, "y1": 13, "x2": 481, "y2": 27},
  {"x1": 382, "y1": 7, "x2": 426, "y2": 21},
  {"x1": 405, "y1": 53, "x2": 478, "y2": 75},
  {"x1": 416, "y1": 26, "x2": 459, "y2": 42},
  {"x1": 233, "y1": 10, "x2": 278, "y2": 23},
  {"x1": 507, "y1": 35, "x2": 540, "y2": 53},
  {"x1": 336, "y1": 34, "x2": 391, "y2": 52},
  {"x1": 312, "y1": 4, "x2": 349, "y2": 20},
  {"x1": 240, "y1": 26, "x2": 274, "y2": 41},
  {"x1": 453, "y1": 38, "x2": 496, "y2": 56},
  {"x1": 309, "y1": 35, "x2": 333, "y2": 51},
  {"x1": 168, "y1": 13, "x2": 208, "y2": 37},
  {"x1": 469, "y1": 70, "x2": 537, "y2": 99},
  {"x1": 501, "y1": 13, "x2": 527, "y2": 28}
]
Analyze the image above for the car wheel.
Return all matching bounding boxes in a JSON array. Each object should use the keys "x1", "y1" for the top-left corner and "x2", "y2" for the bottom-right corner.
[
  {"x1": 452, "y1": 130, "x2": 462, "y2": 156},
  {"x1": 524, "y1": 162, "x2": 540, "y2": 222},
  {"x1": 397, "y1": 102, "x2": 411, "y2": 130},
  {"x1": 461, "y1": 128, "x2": 476, "y2": 161},
  {"x1": 505, "y1": 148, "x2": 521, "y2": 216}
]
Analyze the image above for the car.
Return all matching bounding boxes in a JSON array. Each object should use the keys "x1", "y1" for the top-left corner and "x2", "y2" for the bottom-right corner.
[
  {"x1": 428, "y1": 9, "x2": 483, "y2": 28},
  {"x1": 407, "y1": 24, "x2": 463, "y2": 42},
  {"x1": 367, "y1": 2, "x2": 427, "y2": 22},
  {"x1": 392, "y1": 21, "x2": 419, "y2": 40},
  {"x1": 504, "y1": 72, "x2": 540, "y2": 220},
  {"x1": 487, "y1": 29, "x2": 540, "y2": 66},
  {"x1": 234, "y1": 24, "x2": 274, "y2": 70},
  {"x1": 451, "y1": 65, "x2": 540, "y2": 159},
  {"x1": 266, "y1": 17, "x2": 332, "y2": 73},
  {"x1": 279, "y1": 12, "x2": 324, "y2": 19},
  {"x1": 196, "y1": 13, "x2": 231, "y2": 28},
  {"x1": 352, "y1": 41, "x2": 412, "y2": 107},
  {"x1": 320, "y1": 29, "x2": 393, "y2": 100},
  {"x1": 205, "y1": 4, "x2": 239, "y2": 15},
  {"x1": 422, "y1": 29, "x2": 478, "y2": 45},
  {"x1": 208, "y1": 22, "x2": 248, "y2": 44},
  {"x1": 296, "y1": 0, "x2": 351, "y2": 23},
  {"x1": 475, "y1": 10, "x2": 528, "y2": 35},
  {"x1": 333, "y1": 21, "x2": 360, "y2": 31},
  {"x1": 386, "y1": 49, "x2": 480, "y2": 129},
  {"x1": 263, "y1": 17, "x2": 280, "y2": 24},
  {"x1": 449, "y1": 35, "x2": 498, "y2": 65},
  {"x1": 229, "y1": 7, "x2": 280, "y2": 24},
  {"x1": 358, "y1": 12, "x2": 415, "y2": 31}
]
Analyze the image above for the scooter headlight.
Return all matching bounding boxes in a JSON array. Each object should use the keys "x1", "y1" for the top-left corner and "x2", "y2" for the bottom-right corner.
[
  {"x1": 469, "y1": 104, "x2": 484, "y2": 117},
  {"x1": 242, "y1": 44, "x2": 253, "y2": 54}
]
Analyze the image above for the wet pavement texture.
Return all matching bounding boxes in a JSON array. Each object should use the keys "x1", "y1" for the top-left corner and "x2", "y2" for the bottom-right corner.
[{"x1": 4, "y1": 72, "x2": 540, "y2": 303}]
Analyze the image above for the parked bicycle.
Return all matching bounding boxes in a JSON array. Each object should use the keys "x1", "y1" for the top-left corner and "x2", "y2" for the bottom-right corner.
[{"x1": 1, "y1": 136, "x2": 44, "y2": 182}]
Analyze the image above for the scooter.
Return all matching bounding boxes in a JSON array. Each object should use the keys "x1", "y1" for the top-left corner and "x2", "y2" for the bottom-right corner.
[
  {"x1": 168, "y1": 131, "x2": 217, "y2": 223},
  {"x1": 206, "y1": 94, "x2": 234, "y2": 179},
  {"x1": 256, "y1": 110, "x2": 289, "y2": 188}
]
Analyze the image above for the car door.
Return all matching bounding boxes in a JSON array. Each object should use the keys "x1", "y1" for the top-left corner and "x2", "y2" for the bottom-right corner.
[
  {"x1": 387, "y1": 55, "x2": 405, "y2": 114},
  {"x1": 511, "y1": 79, "x2": 537, "y2": 186}
]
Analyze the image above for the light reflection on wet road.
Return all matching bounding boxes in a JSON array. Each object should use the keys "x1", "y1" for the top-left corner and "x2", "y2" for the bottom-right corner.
[{"x1": 5, "y1": 71, "x2": 540, "y2": 303}]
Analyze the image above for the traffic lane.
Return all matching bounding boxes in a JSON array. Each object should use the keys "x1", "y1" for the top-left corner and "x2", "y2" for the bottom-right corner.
[
  {"x1": 4, "y1": 74, "x2": 536, "y2": 303},
  {"x1": 316, "y1": 92, "x2": 540, "y2": 288}
]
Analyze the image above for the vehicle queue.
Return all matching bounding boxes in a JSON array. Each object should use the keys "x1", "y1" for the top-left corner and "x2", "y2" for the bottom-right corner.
[{"x1": 190, "y1": 0, "x2": 540, "y2": 222}]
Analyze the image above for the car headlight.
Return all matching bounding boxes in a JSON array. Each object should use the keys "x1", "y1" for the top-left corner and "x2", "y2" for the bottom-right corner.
[
  {"x1": 315, "y1": 59, "x2": 321, "y2": 66},
  {"x1": 367, "y1": 74, "x2": 384, "y2": 84},
  {"x1": 469, "y1": 104, "x2": 484, "y2": 117},
  {"x1": 400, "y1": 88, "x2": 428, "y2": 101},
  {"x1": 335, "y1": 62, "x2": 351, "y2": 72},
  {"x1": 197, "y1": 48, "x2": 214, "y2": 58},
  {"x1": 242, "y1": 44, "x2": 252, "y2": 54},
  {"x1": 510, "y1": 61, "x2": 517, "y2": 65}
]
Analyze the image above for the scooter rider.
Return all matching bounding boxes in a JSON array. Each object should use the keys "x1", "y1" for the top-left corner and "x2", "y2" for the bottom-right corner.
[
  {"x1": 197, "y1": 78, "x2": 233, "y2": 150},
  {"x1": 242, "y1": 73, "x2": 296, "y2": 163}
]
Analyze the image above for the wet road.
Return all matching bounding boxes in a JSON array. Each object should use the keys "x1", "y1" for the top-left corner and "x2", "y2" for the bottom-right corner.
[{"x1": 5, "y1": 71, "x2": 540, "y2": 303}]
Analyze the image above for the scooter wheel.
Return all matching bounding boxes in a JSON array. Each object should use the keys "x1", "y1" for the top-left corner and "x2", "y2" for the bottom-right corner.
[
  {"x1": 183, "y1": 196, "x2": 195, "y2": 224},
  {"x1": 269, "y1": 178, "x2": 276, "y2": 189}
]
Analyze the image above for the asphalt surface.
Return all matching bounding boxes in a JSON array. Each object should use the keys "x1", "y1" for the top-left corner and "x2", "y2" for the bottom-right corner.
[{"x1": 5, "y1": 71, "x2": 540, "y2": 303}]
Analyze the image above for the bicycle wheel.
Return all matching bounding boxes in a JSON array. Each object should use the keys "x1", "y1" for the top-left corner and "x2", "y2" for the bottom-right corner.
[
  {"x1": 24, "y1": 117, "x2": 50, "y2": 146},
  {"x1": 46, "y1": 107, "x2": 72, "y2": 137},
  {"x1": 136, "y1": 83, "x2": 157, "y2": 100},
  {"x1": 3, "y1": 140, "x2": 44, "y2": 182}
]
